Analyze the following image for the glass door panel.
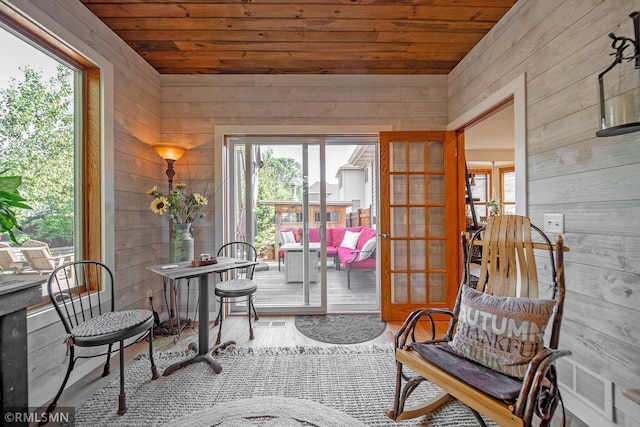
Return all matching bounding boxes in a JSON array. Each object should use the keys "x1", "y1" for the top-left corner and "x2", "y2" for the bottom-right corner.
[
  {"x1": 379, "y1": 131, "x2": 459, "y2": 321},
  {"x1": 228, "y1": 136, "x2": 380, "y2": 314}
]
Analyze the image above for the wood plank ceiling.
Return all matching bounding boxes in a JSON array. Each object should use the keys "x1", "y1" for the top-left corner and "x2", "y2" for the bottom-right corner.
[{"x1": 79, "y1": 0, "x2": 518, "y2": 75}]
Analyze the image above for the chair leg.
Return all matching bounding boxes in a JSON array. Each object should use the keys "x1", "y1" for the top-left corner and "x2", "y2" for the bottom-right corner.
[
  {"x1": 251, "y1": 296, "x2": 259, "y2": 321},
  {"x1": 41, "y1": 347, "x2": 76, "y2": 425},
  {"x1": 248, "y1": 295, "x2": 255, "y2": 340},
  {"x1": 347, "y1": 266, "x2": 351, "y2": 289},
  {"x1": 149, "y1": 327, "x2": 159, "y2": 380},
  {"x1": 117, "y1": 340, "x2": 127, "y2": 415},
  {"x1": 102, "y1": 343, "x2": 113, "y2": 376},
  {"x1": 215, "y1": 297, "x2": 224, "y2": 345}
]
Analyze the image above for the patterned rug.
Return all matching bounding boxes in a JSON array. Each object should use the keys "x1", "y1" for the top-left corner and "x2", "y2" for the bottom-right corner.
[
  {"x1": 294, "y1": 314, "x2": 387, "y2": 344},
  {"x1": 72, "y1": 346, "x2": 495, "y2": 426}
]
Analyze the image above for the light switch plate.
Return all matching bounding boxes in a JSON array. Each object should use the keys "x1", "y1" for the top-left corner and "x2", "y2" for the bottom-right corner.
[{"x1": 543, "y1": 214, "x2": 564, "y2": 233}]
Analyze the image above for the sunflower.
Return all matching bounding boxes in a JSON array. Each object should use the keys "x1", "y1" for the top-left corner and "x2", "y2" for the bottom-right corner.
[
  {"x1": 149, "y1": 197, "x2": 169, "y2": 214},
  {"x1": 145, "y1": 186, "x2": 158, "y2": 195},
  {"x1": 193, "y1": 193, "x2": 208, "y2": 206}
]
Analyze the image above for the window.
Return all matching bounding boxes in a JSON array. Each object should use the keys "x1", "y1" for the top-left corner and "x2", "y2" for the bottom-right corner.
[
  {"x1": 500, "y1": 167, "x2": 516, "y2": 215},
  {"x1": 468, "y1": 169, "x2": 491, "y2": 222},
  {"x1": 1, "y1": 9, "x2": 102, "y2": 304},
  {"x1": 314, "y1": 212, "x2": 340, "y2": 222},
  {"x1": 281, "y1": 212, "x2": 304, "y2": 223}
]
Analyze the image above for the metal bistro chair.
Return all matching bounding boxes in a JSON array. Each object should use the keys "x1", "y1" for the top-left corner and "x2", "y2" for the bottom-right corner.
[
  {"x1": 214, "y1": 242, "x2": 259, "y2": 345},
  {"x1": 44, "y1": 260, "x2": 159, "y2": 418}
]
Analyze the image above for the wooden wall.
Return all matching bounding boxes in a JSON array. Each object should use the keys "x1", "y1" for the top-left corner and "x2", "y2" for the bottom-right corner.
[
  {"x1": 449, "y1": 0, "x2": 640, "y2": 425},
  {"x1": 159, "y1": 73, "x2": 449, "y2": 256}
]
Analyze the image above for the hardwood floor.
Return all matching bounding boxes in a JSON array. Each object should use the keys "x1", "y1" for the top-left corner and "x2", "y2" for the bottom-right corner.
[{"x1": 54, "y1": 315, "x2": 444, "y2": 411}]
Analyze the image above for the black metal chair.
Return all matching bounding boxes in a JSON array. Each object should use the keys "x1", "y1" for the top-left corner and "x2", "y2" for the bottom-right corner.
[
  {"x1": 44, "y1": 260, "x2": 159, "y2": 418},
  {"x1": 214, "y1": 242, "x2": 259, "y2": 345}
]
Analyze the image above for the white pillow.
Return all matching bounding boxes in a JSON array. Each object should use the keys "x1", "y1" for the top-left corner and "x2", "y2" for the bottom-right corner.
[
  {"x1": 340, "y1": 230, "x2": 361, "y2": 249},
  {"x1": 358, "y1": 237, "x2": 377, "y2": 261},
  {"x1": 280, "y1": 231, "x2": 296, "y2": 244}
]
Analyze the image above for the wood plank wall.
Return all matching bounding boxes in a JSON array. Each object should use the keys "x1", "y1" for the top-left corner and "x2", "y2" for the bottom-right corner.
[
  {"x1": 448, "y1": 0, "x2": 640, "y2": 425},
  {"x1": 159, "y1": 72, "x2": 449, "y2": 260},
  {"x1": 13, "y1": 0, "x2": 166, "y2": 407}
]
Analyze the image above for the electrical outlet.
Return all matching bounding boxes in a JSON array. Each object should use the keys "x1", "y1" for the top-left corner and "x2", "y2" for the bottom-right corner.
[
  {"x1": 543, "y1": 214, "x2": 564, "y2": 233},
  {"x1": 146, "y1": 290, "x2": 153, "y2": 299}
]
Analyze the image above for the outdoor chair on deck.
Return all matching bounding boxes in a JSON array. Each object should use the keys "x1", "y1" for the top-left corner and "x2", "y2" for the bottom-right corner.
[
  {"x1": 21, "y1": 239, "x2": 71, "y2": 274},
  {"x1": 43, "y1": 260, "x2": 159, "y2": 419},
  {"x1": 0, "y1": 242, "x2": 28, "y2": 274},
  {"x1": 387, "y1": 215, "x2": 570, "y2": 427},
  {"x1": 214, "y1": 242, "x2": 259, "y2": 345}
]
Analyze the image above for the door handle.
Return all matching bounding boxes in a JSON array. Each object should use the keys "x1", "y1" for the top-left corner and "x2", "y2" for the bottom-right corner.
[{"x1": 381, "y1": 233, "x2": 390, "y2": 239}]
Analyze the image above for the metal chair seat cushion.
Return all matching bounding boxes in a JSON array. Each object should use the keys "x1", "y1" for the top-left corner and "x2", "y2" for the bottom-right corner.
[
  {"x1": 70, "y1": 309, "x2": 154, "y2": 346},
  {"x1": 214, "y1": 278, "x2": 258, "y2": 297}
]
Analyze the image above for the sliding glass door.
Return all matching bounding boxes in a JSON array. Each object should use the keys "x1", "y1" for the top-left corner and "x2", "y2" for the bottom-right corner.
[{"x1": 226, "y1": 135, "x2": 379, "y2": 314}]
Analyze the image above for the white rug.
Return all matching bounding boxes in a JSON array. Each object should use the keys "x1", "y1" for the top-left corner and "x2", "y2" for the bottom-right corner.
[{"x1": 72, "y1": 346, "x2": 494, "y2": 426}]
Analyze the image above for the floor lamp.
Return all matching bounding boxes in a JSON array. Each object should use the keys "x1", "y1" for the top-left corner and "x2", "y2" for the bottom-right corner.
[{"x1": 151, "y1": 144, "x2": 187, "y2": 328}]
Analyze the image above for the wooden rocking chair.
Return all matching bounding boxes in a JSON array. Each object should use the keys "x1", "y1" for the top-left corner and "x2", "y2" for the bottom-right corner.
[{"x1": 387, "y1": 215, "x2": 570, "y2": 427}]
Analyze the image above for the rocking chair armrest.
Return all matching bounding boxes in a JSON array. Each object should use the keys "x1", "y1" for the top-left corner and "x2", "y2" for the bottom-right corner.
[
  {"x1": 515, "y1": 348, "x2": 572, "y2": 421},
  {"x1": 394, "y1": 308, "x2": 456, "y2": 349}
]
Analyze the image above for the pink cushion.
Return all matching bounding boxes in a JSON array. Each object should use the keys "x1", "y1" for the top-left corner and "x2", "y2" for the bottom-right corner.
[
  {"x1": 350, "y1": 256, "x2": 376, "y2": 269},
  {"x1": 325, "y1": 228, "x2": 333, "y2": 247},
  {"x1": 331, "y1": 226, "x2": 363, "y2": 247},
  {"x1": 356, "y1": 227, "x2": 377, "y2": 250},
  {"x1": 326, "y1": 246, "x2": 338, "y2": 256},
  {"x1": 309, "y1": 228, "x2": 320, "y2": 243}
]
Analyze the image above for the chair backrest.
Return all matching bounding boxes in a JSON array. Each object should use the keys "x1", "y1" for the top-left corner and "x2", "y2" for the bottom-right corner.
[
  {"x1": 0, "y1": 243, "x2": 20, "y2": 272},
  {"x1": 457, "y1": 215, "x2": 566, "y2": 349},
  {"x1": 217, "y1": 242, "x2": 258, "y2": 280},
  {"x1": 47, "y1": 260, "x2": 115, "y2": 334},
  {"x1": 21, "y1": 239, "x2": 56, "y2": 271}
]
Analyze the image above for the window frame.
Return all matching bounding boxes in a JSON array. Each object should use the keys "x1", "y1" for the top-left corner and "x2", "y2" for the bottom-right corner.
[
  {"x1": 0, "y1": 2, "x2": 113, "y2": 326},
  {"x1": 468, "y1": 168, "x2": 492, "y2": 222},
  {"x1": 499, "y1": 166, "x2": 516, "y2": 215}
]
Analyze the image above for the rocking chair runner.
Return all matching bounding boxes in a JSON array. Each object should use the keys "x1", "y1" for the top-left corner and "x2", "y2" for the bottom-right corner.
[{"x1": 387, "y1": 215, "x2": 571, "y2": 427}]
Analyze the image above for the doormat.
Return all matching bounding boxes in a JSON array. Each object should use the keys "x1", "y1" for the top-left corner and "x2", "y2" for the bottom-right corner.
[{"x1": 294, "y1": 314, "x2": 386, "y2": 344}]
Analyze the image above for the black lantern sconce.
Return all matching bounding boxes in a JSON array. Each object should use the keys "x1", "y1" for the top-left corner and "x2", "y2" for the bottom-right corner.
[{"x1": 597, "y1": 12, "x2": 640, "y2": 137}]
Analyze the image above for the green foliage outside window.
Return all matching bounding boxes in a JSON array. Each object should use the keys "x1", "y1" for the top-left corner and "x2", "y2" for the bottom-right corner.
[
  {"x1": 252, "y1": 148, "x2": 301, "y2": 254},
  {"x1": 0, "y1": 65, "x2": 74, "y2": 245}
]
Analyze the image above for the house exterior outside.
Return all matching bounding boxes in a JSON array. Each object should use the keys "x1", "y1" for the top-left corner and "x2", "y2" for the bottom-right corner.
[{"x1": 2, "y1": 0, "x2": 638, "y2": 425}]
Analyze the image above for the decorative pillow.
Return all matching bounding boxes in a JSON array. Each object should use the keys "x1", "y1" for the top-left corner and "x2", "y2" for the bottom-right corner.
[
  {"x1": 356, "y1": 227, "x2": 377, "y2": 250},
  {"x1": 340, "y1": 230, "x2": 361, "y2": 249},
  {"x1": 358, "y1": 238, "x2": 377, "y2": 261},
  {"x1": 280, "y1": 231, "x2": 296, "y2": 244},
  {"x1": 449, "y1": 286, "x2": 556, "y2": 379}
]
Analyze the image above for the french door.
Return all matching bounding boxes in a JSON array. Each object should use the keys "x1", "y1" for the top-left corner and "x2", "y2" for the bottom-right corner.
[{"x1": 379, "y1": 131, "x2": 460, "y2": 322}]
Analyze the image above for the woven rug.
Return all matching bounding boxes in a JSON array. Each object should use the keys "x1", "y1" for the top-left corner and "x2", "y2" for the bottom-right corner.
[
  {"x1": 294, "y1": 314, "x2": 386, "y2": 344},
  {"x1": 72, "y1": 346, "x2": 496, "y2": 426}
]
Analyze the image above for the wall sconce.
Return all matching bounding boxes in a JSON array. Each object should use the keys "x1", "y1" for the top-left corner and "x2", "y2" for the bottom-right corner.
[
  {"x1": 151, "y1": 144, "x2": 187, "y2": 191},
  {"x1": 597, "y1": 12, "x2": 640, "y2": 137}
]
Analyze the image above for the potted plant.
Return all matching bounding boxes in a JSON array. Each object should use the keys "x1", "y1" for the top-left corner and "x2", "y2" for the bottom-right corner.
[{"x1": 0, "y1": 170, "x2": 31, "y2": 243}]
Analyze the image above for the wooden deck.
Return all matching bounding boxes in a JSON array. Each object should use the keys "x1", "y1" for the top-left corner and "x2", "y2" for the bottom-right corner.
[{"x1": 251, "y1": 259, "x2": 379, "y2": 308}]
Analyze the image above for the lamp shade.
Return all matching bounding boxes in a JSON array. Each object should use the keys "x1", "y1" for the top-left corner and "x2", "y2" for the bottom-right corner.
[{"x1": 152, "y1": 144, "x2": 187, "y2": 161}]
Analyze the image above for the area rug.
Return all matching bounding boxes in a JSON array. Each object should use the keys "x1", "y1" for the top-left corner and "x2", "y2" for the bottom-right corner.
[
  {"x1": 294, "y1": 314, "x2": 387, "y2": 344},
  {"x1": 72, "y1": 346, "x2": 497, "y2": 426},
  {"x1": 169, "y1": 396, "x2": 367, "y2": 426}
]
